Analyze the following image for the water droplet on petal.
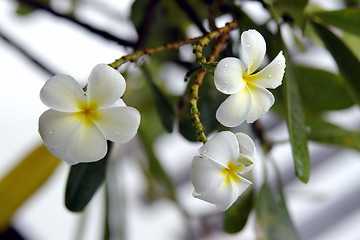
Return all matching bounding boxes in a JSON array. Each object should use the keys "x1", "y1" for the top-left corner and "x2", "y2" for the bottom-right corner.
[
  {"x1": 254, "y1": 57, "x2": 258, "y2": 61},
  {"x1": 277, "y1": 60, "x2": 281, "y2": 65},
  {"x1": 268, "y1": 74, "x2": 272, "y2": 78},
  {"x1": 246, "y1": 44, "x2": 250, "y2": 48},
  {"x1": 49, "y1": 131, "x2": 53, "y2": 135}
]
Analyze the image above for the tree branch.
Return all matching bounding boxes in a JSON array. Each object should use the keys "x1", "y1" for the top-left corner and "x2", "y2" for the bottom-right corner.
[
  {"x1": 15, "y1": 0, "x2": 136, "y2": 47},
  {"x1": 0, "y1": 28, "x2": 56, "y2": 76}
]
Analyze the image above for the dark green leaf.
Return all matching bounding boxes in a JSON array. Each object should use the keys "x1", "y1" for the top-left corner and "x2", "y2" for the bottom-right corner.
[
  {"x1": 141, "y1": 65, "x2": 175, "y2": 133},
  {"x1": 295, "y1": 66, "x2": 355, "y2": 111},
  {"x1": 283, "y1": 56, "x2": 310, "y2": 183},
  {"x1": 312, "y1": 9, "x2": 360, "y2": 36},
  {"x1": 16, "y1": 0, "x2": 50, "y2": 16},
  {"x1": 312, "y1": 21, "x2": 360, "y2": 105},
  {"x1": 224, "y1": 188, "x2": 253, "y2": 233},
  {"x1": 307, "y1": 119, "x2": 360, "y2": 151},
  {"x1": 65, "y1": 143, "x2": 112, "y2": 212},
  {"x1": 271, "y1": 0, "x2": 309, "y2": 27},
  {"x1": 255, "y1": 182, "x2": 298, "y2": 240}
]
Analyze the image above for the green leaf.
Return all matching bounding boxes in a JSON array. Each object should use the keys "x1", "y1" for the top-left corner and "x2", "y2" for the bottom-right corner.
[
  {"x1": 16, "y1": 0, "x2": 50, "y2": 16},
  {"x1": 312, "y1": 9, "x2": 360, "y2": 36},
  {"x1": 307, "y1": 119, "x2": 360, "y2": 151},
  {"x1": 295, "y1": 66, "x2": 355, "y2": 112},
  {"x1": 141, "y1": 65, "x2": 175, "y2": 133},
  {"x1": 65, "y1": 143, "x2": 112, "y2": 212},
  {"x1": 224, "y1": 188, "x2": 253, "y2": 233},
  {"x1": 0, "y1": 144, "x2": 60, "y2": 231},
  {"x1": 283, "y1": 56, "x2": 310, "y2": 183},
  {"x1": 312, "y1": 21, "x2": 360, "y2": 105},
  {"x1": 255, "y1": 182, "x2": 298, "y2": 240},
  {"x1": 271, "y1": 0, "x2": 309, "y2": 27}
]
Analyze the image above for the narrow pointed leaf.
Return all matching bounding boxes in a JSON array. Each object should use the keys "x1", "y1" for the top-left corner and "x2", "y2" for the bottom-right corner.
[
  {"x1": 312, "y1": 9, "x2": 360, "y2": 36},
  {"x1": 255, "y1": 182, "x2": 298, "y2": 240},
  {"x1": 283, "y1": 56, "x2": 310, "y2": 183},
  {"x1": 224, "y1": 188, "x2": 253, "y2": 233},
  {"x1": 307, "y1": 119, "x2": 360, "y2": 151},
  {"x1": 312, "y1": 21, "x2": 360, "y2": 105},
  {"x1": 295, "y1": 66, "x2": 354, "y2": 111},
  {"x1": 0, "y1": 144, "x2": 60, "y2": 231},
  {"x1": 65, "y1": 142, "x2": 112, "y2": 212},
  {"x1": 141, "y1": 65, "x2": 175, "y2": 133}
]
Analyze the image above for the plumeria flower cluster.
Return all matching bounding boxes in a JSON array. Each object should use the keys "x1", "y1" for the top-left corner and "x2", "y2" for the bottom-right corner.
[
  {"x1": 38, "y1": 64, "x2": 140, "y2": 165},
  {"x1": 191, "y1": 29, "x2": 285, "y2": 210}
]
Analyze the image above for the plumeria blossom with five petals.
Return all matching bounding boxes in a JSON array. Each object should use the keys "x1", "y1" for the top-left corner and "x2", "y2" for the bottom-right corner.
[
  {"x1": 214, "y1": 29, "x2": 286, "y2": 127},
  {"x1": 38, "y1": 64, "x2": 140, "y2": 165},
  {"x1": 191, "y1": 131, "x2": 256, "y2": 211}
]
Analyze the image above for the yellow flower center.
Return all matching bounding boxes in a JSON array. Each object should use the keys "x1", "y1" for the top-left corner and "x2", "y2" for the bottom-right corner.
[
  {"x1": 221, "y1": 162, "x2": 244, "y2": 185},
  {"x1": 76, "y1": 102, "x2": 100, "y2": 125}
]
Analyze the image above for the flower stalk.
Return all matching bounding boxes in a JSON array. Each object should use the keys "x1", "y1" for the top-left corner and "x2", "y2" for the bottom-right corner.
[{"x1": 109, "y1": 20, "x2": 237, "y2": 69}]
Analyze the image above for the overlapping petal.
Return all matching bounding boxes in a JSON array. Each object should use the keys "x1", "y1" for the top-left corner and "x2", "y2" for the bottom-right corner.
[
  {"x1": 241, "y1": 29, "x2": 266, "y2": 74},
  {"x1": 94, "y1": 107, "x2": 141, "y2": 143},
  {"x1": 249, "y1": 51, "x2": 286, "y2": 89},
  {"x1": 199, "y1": 131, "x2": 239, "y2": 166},
  {"x1": 67, "y1": 123, "x2": 107, "y2": 164},
  {"x1": 40, "y1": 74, "x2": 86, "y2": 112},
  {"x1": 191, "y1": 156, "x2": 226, "y2": 195},
  {"x1": 216, "y1": 89, "x2": 251, "y2": 127},
  {"x1": 39, "y1": 109, "x2": 81, "y2": 148},
  {"x1": 246, "y1": 83, "x2": 274, "y2": 123},
  {"x1": 87, "y1": 64, "x2": 126, "y2": 109},
  {"x1": 214, "y1": 57, "x2": 247, "y2": 95},
  {"x1": 235, "y1": 132, "x2": 256, "y2": 158}
]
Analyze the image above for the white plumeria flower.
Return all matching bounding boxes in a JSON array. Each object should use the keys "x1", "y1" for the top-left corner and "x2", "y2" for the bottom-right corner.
[
  {"x1": 38, "y1": 64, "x2": 141, "y2": 165},
  {"x1": 214, "y1": 29, "x2": 286, "y2": 127},
  {"x1": 191, "y1": 131, "x2": 256, "y2": 211}
]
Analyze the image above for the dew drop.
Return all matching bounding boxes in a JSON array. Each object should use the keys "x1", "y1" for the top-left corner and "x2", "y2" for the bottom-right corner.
[
  {"x1": 246, "y1": 44, "x2": 250, "y2": 48},
  {"x1": 49, "y1": 131, "x2": 53, "y2": 135},
  {"x1": 268, "y1": 74, "x2": 272, "y2": 78},
  {"x1": 277, "y1": 60, "x2": 281, "y2": 65},
  {"x1": 254, "y1": 57, "x2": 258, "y2": 61}
]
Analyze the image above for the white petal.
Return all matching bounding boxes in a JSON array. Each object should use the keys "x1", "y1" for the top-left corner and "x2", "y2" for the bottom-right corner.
[
  {"x1": 45, "y1": 144, "x2": 78, "y2": 165},
  {"x1": 241, "y1": 30, "x2": 266, "y2": 74},
  {"x1": 87, "y1": 64, "x2": 126, "y2": 108},
  {"x1": 216, "y1": 177, "x2": 251, "y2": 211},
  {"x1": 191, "y1": 156, "x2": 226, "y2": 195},
  {"x1": 216, "y1": 90, "x2": 251, "y2": 127},
  {"x1": 94, "y1": 107, "x2": 140, "y2": 143},
  {"x1": 194, "y1": 175, "x2": 251, "y2": 211},
  {"x1": 39, "y1": 109, "x2": 81, "y2": 148},
  {"x1": 246, "y1": 84, "x2": 275, "y2": 123},
  {"x1": 249, "y1": 51, "x2": 286, "y2": 89},
  {"x1": 68, "y1": 122, "x2": 107, "y2": 163},
  {"x1": 235, "y1": 132, "x2": 256, "y2": 158},
  {"x1": 40, "y1": 74, "x2": 86, "y2": 112},
  {"x1": 199, "y1": 131, "x2": 239, "y2": 166},
  {"x1": 214, "y1": 57, "x2": 247, "y2": 95}
]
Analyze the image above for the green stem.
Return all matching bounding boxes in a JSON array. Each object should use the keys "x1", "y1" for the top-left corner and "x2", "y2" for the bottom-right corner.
[{"x1": 189, "y1": 34, "x2": 230, "y2": 143}]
